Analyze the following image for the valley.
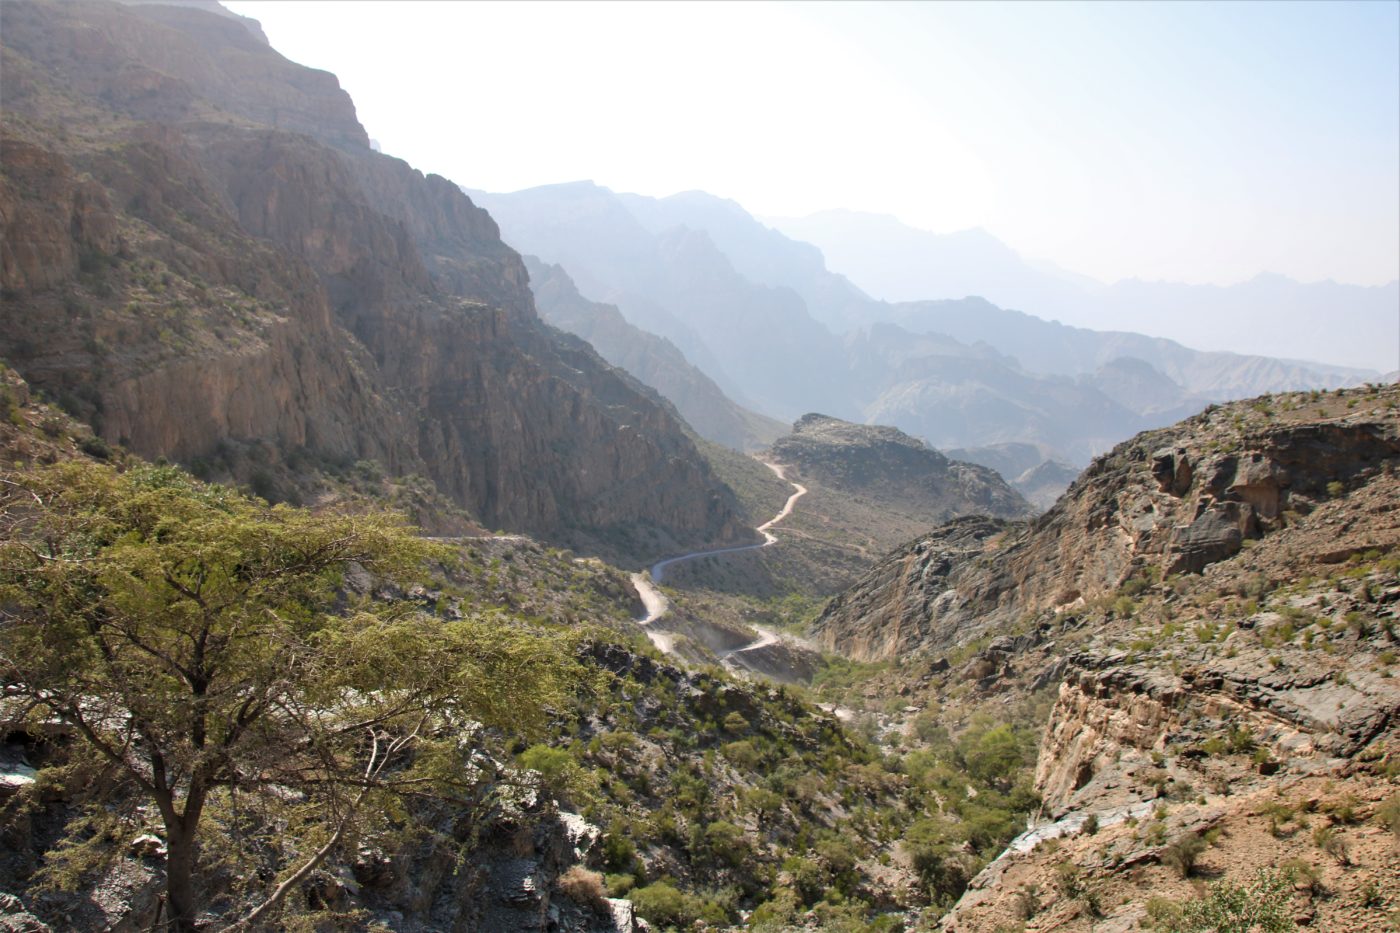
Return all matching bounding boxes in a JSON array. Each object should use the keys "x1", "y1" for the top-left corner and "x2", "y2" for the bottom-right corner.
[{"x1": 0, "y1": 2, "x2": 1396, "y2": 933}]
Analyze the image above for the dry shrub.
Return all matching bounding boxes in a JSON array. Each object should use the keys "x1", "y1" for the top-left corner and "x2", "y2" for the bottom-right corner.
[{"x1": 558, "y1": 865, "x2": 609, "y2": 912}]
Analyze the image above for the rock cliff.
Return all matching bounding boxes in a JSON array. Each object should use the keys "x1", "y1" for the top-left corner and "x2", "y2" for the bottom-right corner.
[
  {"x1": 813, "y1": 386, "x2": 1400, "y2": 661},
  {"x1": 0, "y1": 0, "x2": 750, "y2": 563},
  {"x1": 809, "y1": 385, "x2": 1400, "y2": 929}
]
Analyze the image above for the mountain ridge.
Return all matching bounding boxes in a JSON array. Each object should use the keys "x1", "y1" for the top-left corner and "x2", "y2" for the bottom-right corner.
[{"x1": 0, "y1": 0, "x2": 751, "y2": 565}]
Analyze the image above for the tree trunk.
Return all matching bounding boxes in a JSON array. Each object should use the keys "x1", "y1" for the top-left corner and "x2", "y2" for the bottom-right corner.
[{"x1": 164, "y1": 824, "x2": 200, "y2": 933}]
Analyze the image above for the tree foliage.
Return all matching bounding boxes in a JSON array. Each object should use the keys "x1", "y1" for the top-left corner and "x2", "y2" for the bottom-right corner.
[{"x1": 0, "y1": 461, "x2": 582, "y2": 931}]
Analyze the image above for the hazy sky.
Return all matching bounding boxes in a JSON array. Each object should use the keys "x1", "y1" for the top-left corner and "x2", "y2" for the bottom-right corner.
[{"x1": 226, "y1": 0, "x2": 1399, "y2": 289}]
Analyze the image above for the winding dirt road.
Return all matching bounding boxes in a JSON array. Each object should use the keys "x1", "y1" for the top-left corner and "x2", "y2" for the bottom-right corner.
[{"x1": 632, "y1": 460, "x2": 806, "y2": 655}]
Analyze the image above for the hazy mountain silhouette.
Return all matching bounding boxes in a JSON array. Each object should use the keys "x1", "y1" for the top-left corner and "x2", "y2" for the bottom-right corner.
[
  {"x1": 770, "y1": 209, "x2": 1398, "y2": 374},
  {"x1": 525, "y1": 256, "x2": 785, "y2": 451},
  {"x1": 616, "y1": 190, "x2": 877, "y2": 333},
  {"x1": 883, "y1": 297, "x2": 1371, "y2": 397},
  {"x1": 475, "y1": 183, "x2": 1379, "y2": 481},
  {"x1": 472, "y1": 182, "x2": 856, "y2": 421}
]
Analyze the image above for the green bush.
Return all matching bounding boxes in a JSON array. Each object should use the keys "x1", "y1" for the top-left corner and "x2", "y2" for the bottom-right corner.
[
  {"x1": 519, "y1": 744, "x2": 578, "y2": 796},
  {"x1": 629, "y1": 882, "x2": 688, "y2": 926},
  {"x1": 704, "y1": 820, "x2": 749, "y2": 868},
  {"x1": 630, "y1": 881, "x2": 728, "y2": 928},
  {"x1": 1160, "y1": 868, "x2": 1296, "y2": 932},
  {"x1": 959, "y1": 724, "x2": 1026, "y2": 786}
]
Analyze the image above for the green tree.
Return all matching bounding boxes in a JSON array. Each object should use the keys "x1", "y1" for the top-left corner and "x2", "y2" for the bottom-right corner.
[
  {"x1": 960, "y1": 724, "x2": 1026, "y2": 786},
  {"x1": 0, "y1": 462, "x2": 580, "y2": 932}
]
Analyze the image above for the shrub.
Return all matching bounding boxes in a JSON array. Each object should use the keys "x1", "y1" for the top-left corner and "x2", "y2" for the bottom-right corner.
[
  {"x1": 1377, "y1": 792, "x2": 1400, "y2": 839},
  {"x1": 960, "y1": 724, "x2": 1027, "y2": 786},
  {"x1": 1323, "y1": 793, "x2": 1359, "y2": 825},
  {"x1": 1279, "y1": 858, "x2": 1320, "y2": 896},
  {"x1": 1161, "y1": 833, "x2": 1207, "y2": 878},
  {"x1": 1167, "y1": 868, "x2": 1296, "y2": 932},
  {"x1": 704, "y1": 820, "x2": 749, "y2": 868},
  {"x1": 1054, "y1": 862, "x2": 1084, "y2": 898},
  {"x1": 1312, "y1": 825, "x2": 1349, "y2": 865},
  {"x1": 1226, "y1": 726, "x2": 1256, "y2": 754},
  {"x1": 519, "y1": 744, "x2": 578, "y2": 796},
  {"x1": 630, "y1": 882, "x2": 727, "y2": 928},
  {"x1": 1081, "y1": 813, "x2": 1100, "y2": 835},
  {"x1": 629, "y1": 882, "x2": 689, "y2": 927},
  {"x1": 604, "y1": 873, "x2": 636, "y2": 897},
  {"x1": 79, "y1": 434, "x2": 113, "y2": 460},
  {"x1": 1013, "y1": 884, "x2": 1040, "y2": 920},
  {"x1": 557, "y1": 866, "x2": 608, "y2": 912}
]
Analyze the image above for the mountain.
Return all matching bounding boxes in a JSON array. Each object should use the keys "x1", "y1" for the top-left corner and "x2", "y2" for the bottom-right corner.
[
  {"x1": 812, "y1": 382, "x2": 1400, "y2": 663},
  {"x1": 524, "y1": 256, "x2": 784, "y2": 451},
  {"x1": 0, "y1": 0, "x2": 752, "y2": 565},
  {"x1": 470, "y1": 182, "x2": 857, "y2": 422},
  {"x1": 946, "y1": 442, "x2": 1081, "y2": 510},
  {"x1": 828, "y1": 381, "x2": 1399, "y2": 932},
  {"x1": 769, "y1": 209, "x2": 1399, "y2": 374},
  {"x1": 615, "y1": 190, "x2": 878, "y2": 333},
  {"x1": 769, "y1": 209, "x2": 1076, "y2": 328},
  {"x1": 481, "y1": 185, "x2": 1378, "y2": 472},
  {"x1": 849, "y1": 323, "x2": 1163, "y2": 464},
  {"x1": 660, "y1": 414, "x2": 1031, "y2": 600},
  {"x1": 769, "y1": 414, "x2": 1030, "y2": 522},
  {"x1": 884, "y1": 297, "x2": 1376, "y2": 397}
]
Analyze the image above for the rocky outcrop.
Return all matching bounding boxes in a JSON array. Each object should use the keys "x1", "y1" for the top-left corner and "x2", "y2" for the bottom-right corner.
[
  {"x1": 810, "y1": 516, "x2": 1009, "y2": 661},
  {"x1": 814, "y1": 389, "x2": 1400, "y2": 661},
  {"x1": 0, "y1": 137, "x2": 121, "y2": 292},
  {"x1": 929, "y1": 388, "x2": 1400, "y2": 932},
  {"x1": 0, "y1": 0, "x2": 750, "y2": 563}
]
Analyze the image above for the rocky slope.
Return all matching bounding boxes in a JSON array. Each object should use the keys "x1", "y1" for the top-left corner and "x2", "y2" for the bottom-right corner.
[
  {"x1": 810, "y1": 384, "x2": 1400, "y2": 929},
  {"x1": 769, "y1": 414, "x2": 1029, "y2": 522},
  {"x1": 814, "y1": 384, "x2": 1400, "y2": 661},
  {"x1": 0, "y1": 0, "x2": 750, "y2": 564},
  {"x1": 525, "y1": 256, "x2": 784, "y2": 451}
]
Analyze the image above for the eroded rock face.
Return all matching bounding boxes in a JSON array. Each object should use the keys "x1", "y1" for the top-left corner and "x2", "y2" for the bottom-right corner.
[
  {"x1": 813, "y1": 397, "x2": 1400, "y2": 661},
  {"x1": 0, "y1": 0, "x2": 748, "y2": 563},
  {"x1": 811, "y1": 516, "x2": 1008, "y2": 661},
  {"x1": 1034, "y1": 663, "x2": 1184, "y2": 814},
  {"x1": 0, "y1": 138, "x2": 121, "y2": 292}
]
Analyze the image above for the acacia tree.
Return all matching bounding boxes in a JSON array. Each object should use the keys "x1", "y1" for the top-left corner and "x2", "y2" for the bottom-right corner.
[{"x1": 0, "y1": 462, "x2": 580, "y2": 931}]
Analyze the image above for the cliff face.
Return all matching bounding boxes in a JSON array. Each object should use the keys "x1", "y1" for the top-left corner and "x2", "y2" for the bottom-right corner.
[
  {"x1": 810, "y1": 386, "x2": 1400, "y2": 931},
  {"x1": 813, "y1": 387, "x2": 1400, "y2": 661},
  {"x1": 0, "y1": 0, "x2": 749, "y2": 562}
]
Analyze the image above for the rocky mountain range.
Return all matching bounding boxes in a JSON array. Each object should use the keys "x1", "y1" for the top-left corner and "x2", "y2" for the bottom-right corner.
[
  {"x1": 770, "y1": 208, "x2": 1400, "y2": 375},
  {"x1": 769, "y1": 414, "x2": 1029, "y2": 523},
  {"x1": 525, "y1": 256, "x2": 784, "y2": 451},
  {"x1": 0, "y1": 0, "x2": 752, "y2": 565},
  {"x1": 476, "y1": 181, "x2": 1381, "y2": 493},
  {"x1": 1, "y1": 3, "x2": 1396, "y2": 932}
]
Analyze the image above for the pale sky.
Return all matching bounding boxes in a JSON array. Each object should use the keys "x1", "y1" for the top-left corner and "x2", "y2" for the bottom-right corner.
[{"x1": 226, "y1": 0, "x2": 1400, "y2": 288}]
